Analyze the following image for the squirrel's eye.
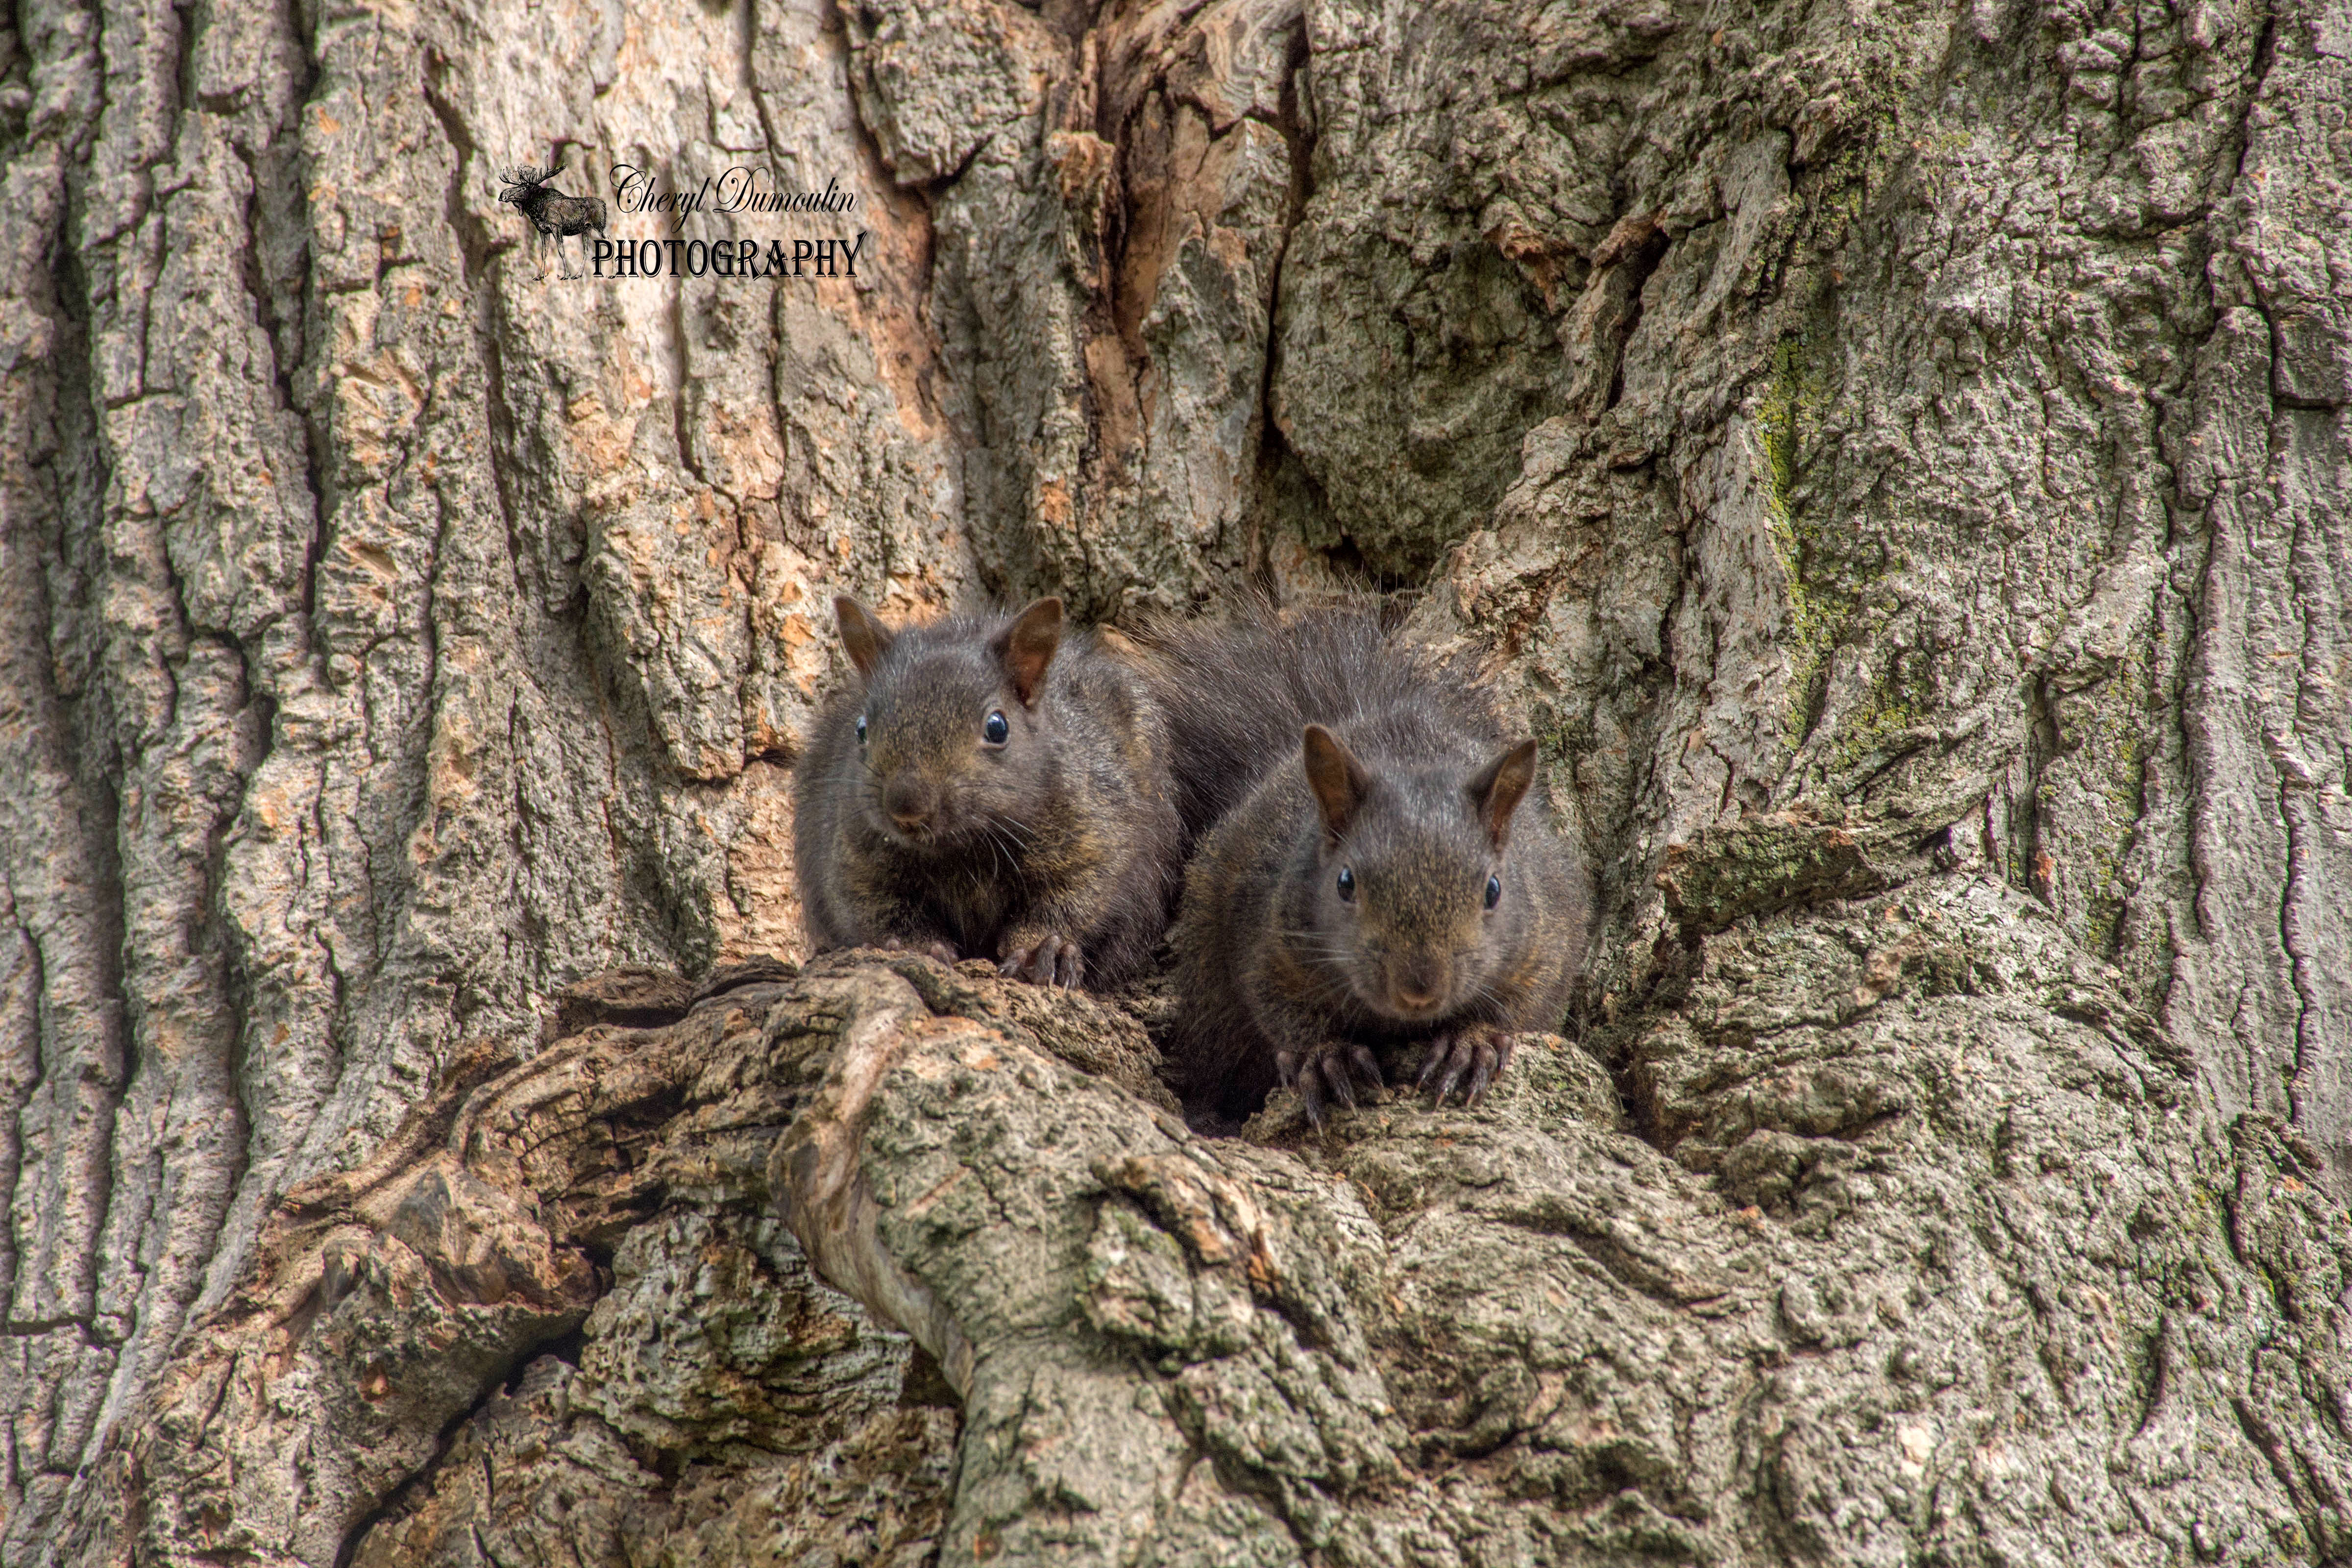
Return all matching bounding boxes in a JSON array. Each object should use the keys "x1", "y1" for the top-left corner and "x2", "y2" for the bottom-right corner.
[
  {"x1": 1485, "y1": 874, "x2": 1502, "y2": 909},
  {"x1": 983, "y1": 710, "x2": 1010, "y2": 745},
  {"x1": 1336, "y1": 866, "x2": 1355, "y2": 901},
  {"x1": 855, "y1": 714, "x2": 868, "y2": 745}
]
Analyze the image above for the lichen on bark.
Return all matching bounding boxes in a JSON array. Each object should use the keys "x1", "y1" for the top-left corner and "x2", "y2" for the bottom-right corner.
[
  {"x1": 112, "y1": 932, "x2": 2345, "y2": 1567},
  {"x1": 2, "y1": 0, "x2": 2347, "y2": 1558}
]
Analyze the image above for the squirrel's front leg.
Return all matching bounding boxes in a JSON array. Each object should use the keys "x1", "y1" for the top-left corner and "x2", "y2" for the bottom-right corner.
[
  {"x1": 998, "y1": 924, "x2": 1084, "y2": 989},
  {"x1": 1274, "y1": 1039, "x2": 1386, "y2": 1128},
  {"x1": 1415, "y1": 1023, "x2": 1517, "y2": 1108},
  {"x1": 996, "y1": 819, "x2": 1139, "y2": 989}
]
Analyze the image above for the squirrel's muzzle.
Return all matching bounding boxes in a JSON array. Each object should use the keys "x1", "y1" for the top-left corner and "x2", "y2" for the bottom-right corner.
[
  {"x1": 882, "y1": 775, "x2": 941, "y2": 836},
  {"x1": 1385, "y1": 953, "x2": 1449, "y2": 1014}
]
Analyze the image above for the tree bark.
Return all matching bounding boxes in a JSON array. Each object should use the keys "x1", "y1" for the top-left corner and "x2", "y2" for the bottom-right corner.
[{"x1": 0, "y1": 0, "x2": 2345, "y2": 1561}]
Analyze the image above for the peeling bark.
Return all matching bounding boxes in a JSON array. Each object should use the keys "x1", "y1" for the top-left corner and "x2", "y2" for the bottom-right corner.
[{"x1": 1, "y1": 0, "x2": 2347, "y2": 1559}]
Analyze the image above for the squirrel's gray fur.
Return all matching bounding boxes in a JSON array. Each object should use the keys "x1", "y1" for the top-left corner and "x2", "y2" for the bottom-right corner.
[
  {"x1": 1144, "y1": 602, "x2": 1591, "y2": 1124},
  {"x1": 793, "y1": 596, "x2": 1182, "y2": 990}
]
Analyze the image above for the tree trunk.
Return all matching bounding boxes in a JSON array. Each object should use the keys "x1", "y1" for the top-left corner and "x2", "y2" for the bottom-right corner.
[{"x1": 0, "y1": 0, "x2": 2344, "y2": 1560}]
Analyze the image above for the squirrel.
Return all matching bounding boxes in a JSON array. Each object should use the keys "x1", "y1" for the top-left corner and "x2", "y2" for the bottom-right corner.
[
  {"x1": 791, "y1": 594, "x2": 1182, "y2": 990},
  {"x1": 1147, "y1": 603, "x2": 1591, "y2": 1125}
]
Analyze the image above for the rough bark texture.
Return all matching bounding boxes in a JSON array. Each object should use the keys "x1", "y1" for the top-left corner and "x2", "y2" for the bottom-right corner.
[{"x1": 0, "y1": 0, "x2": 2345, "y2": 1559}]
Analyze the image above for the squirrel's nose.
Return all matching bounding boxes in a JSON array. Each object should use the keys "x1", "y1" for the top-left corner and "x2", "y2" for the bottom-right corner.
[
  {"x1": 1390, "y1": 956, "x2": 1447, "y2": 1011},
  {"x1": 883, "y1": 777, "x2": 937, "y2": 832}
]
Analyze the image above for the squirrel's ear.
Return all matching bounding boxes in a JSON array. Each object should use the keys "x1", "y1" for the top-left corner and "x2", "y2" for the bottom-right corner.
[
  {"x1": 1302, "y1": 725, "x2": 1371, "y2": 841},
  {"x1": 994, "y1": 597, "x2": 1064, "y2": 706},
  {"x1": 1469, "y1": 739, "x2": 1539, "y2": 849},
  {"x1": 833, "y1": 596, "x2": 895, "y2": 680}
]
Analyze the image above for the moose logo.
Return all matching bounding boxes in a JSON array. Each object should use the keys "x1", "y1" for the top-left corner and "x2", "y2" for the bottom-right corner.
[{"x1": 496, "y1": 154, "x2": 609, "y2": 279}]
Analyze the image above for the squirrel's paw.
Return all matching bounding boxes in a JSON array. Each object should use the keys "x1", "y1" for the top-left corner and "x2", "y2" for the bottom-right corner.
[
  {"x1": 999, "y1": 931, "x2": 1085, "y2": 989},
  {"x1": 1276, "y1": 1040, "x2": 1385, "y2": 1128},
  {"x1": 1416, "y1": 1025, "x2": 1515, "y2": 1108},
  {"x1": 882, "y1": 936, "x2": 961, "y2": 965}
]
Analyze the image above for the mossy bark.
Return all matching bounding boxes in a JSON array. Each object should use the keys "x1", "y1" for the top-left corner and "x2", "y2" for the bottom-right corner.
[{"x1": 0, "y1": 0, "x2": 2345, "y2": 1560}]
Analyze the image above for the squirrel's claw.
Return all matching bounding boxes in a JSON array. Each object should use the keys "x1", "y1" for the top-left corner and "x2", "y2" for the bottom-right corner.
[
  {"x1": 999, "y1": 932, "x2": 1085, "y2": 989},
  {"x1": 883, "y1": 936, "x2": 960, "y2": 965},
  {"x1": 1418, "y1": 1026, "x2": 1515, "y2": 1108},
  {"x1": 1279, "y1": 1041, "x2": 1385, "y2": 1127}
]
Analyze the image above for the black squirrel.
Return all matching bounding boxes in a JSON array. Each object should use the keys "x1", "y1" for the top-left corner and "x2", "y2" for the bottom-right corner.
[
  {"x1": 792, "y1": 595, "x2": 1182, "y2": 989},
  {"x1": 1148, "y1": 604, "x2": 1591, "y2": 1124}
]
